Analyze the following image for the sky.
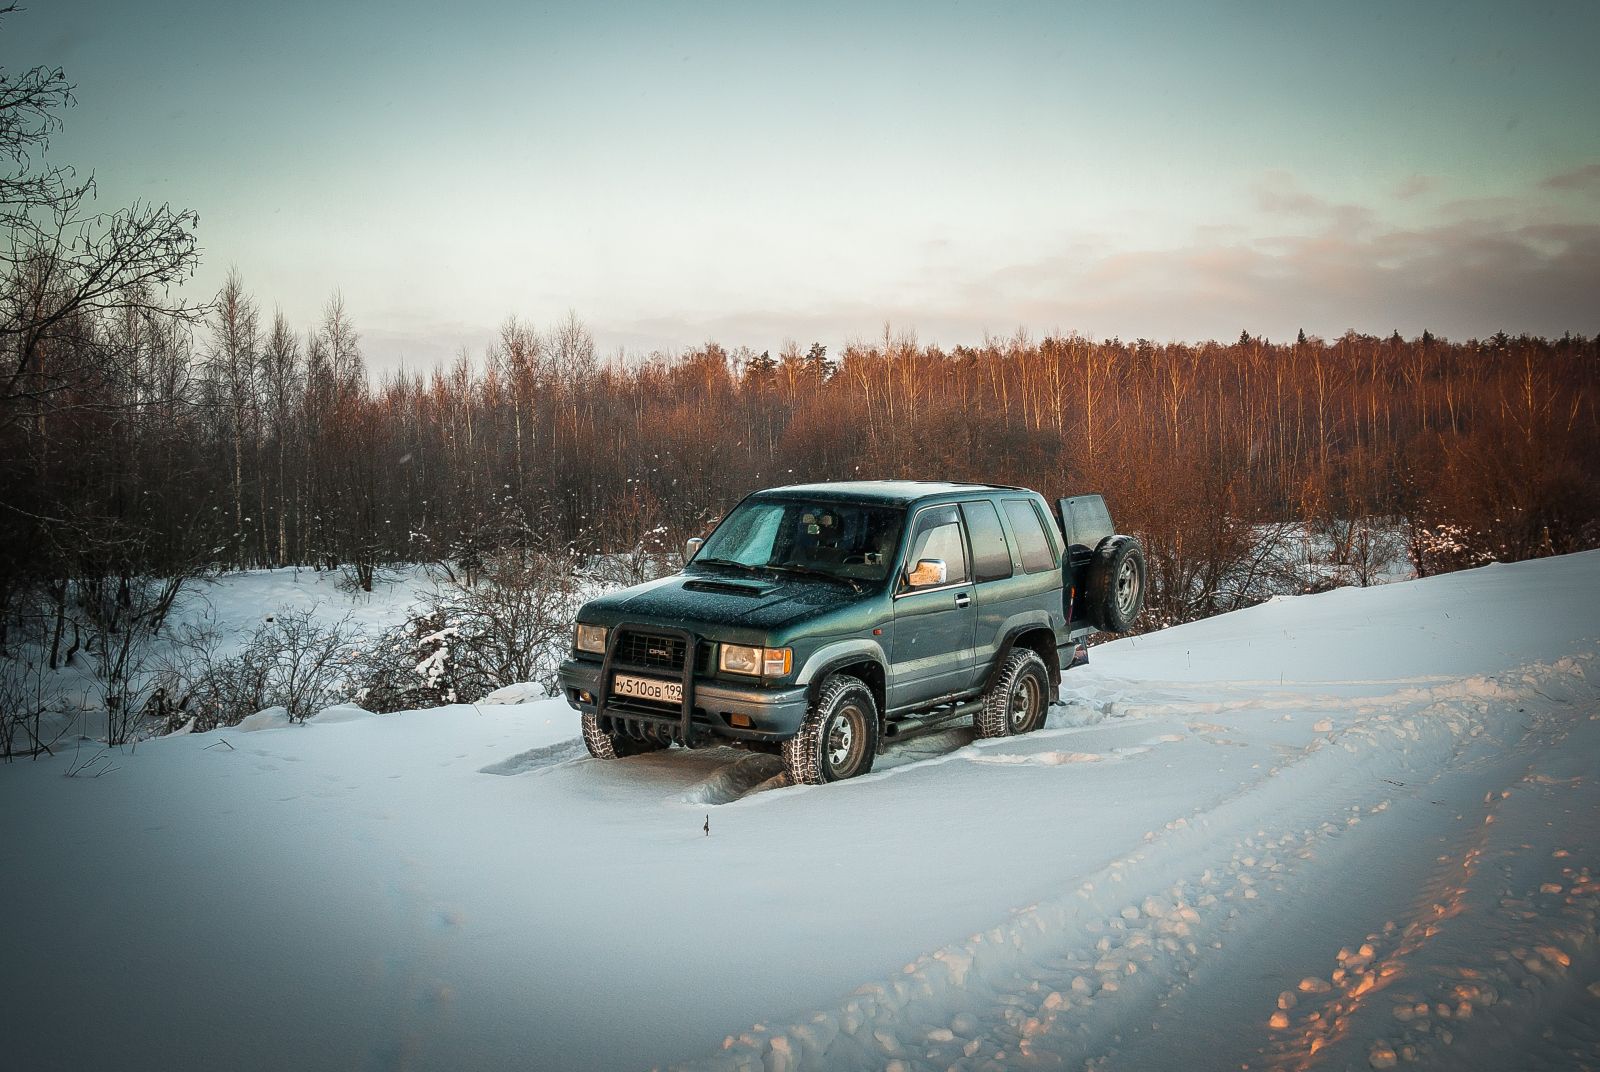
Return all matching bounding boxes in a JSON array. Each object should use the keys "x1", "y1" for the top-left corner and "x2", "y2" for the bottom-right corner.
[{"x1": 5, "y1": 0, "x2": 1599, "y2": 370}]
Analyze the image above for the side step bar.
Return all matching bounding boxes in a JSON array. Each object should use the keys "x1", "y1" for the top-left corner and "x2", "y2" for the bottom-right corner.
[{"x1": 881, "y1": 699, "x2": 986, "y2": 744}]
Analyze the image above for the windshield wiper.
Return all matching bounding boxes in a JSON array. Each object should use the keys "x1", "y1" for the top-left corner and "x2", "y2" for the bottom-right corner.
[
  {"x1": 763, "y1": 563, "x2": 863, "y2": 592},
  {"x1": 693, "y1": 557, "x2": 763, "y2": 574}
]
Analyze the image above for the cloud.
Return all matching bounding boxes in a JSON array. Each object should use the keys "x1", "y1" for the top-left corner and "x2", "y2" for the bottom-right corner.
[
  {"x1": 1001, "y1": 213, "x2": 1600, "y2": 342},
  {"x1": 968, "y1": 173, "x2": 1600, "y2": 342},
  {"x1": 1252, "y1": 170, "x2": 1327, "y2": 216},
  {"x1": 1251, "y1": 171, "x2": 1375, "y2": 234},
  {"x1": 358, "y1": 172, "x2": 1600, "y2": 370},
  {"x1": 600, "y1": 211, "x2": 1599, "y2": 351},
  {"x1": 1436, "y1": 195, "x2": 1523, "y2": 220},
  {"x1": 1543, "y1": 163, "x2": 1600, "y2": 193},
  {"x1": 559, "y1": 214, "x2": 1600, "y2": 358},
  {"x1": 1392, "y1": 174, "x2": 1439, "y2": 200}
]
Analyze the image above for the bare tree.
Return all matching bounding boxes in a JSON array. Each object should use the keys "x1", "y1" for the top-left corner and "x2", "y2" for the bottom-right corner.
[
  {"x1": 0, "y1": 5, "x2": 201, "y2": 424},
  {"x1": 260, "y1": 310, "x2": 302, "y2": 566},
  {"x1": 202, "y1": 270, "x2": 260, "y2": 567}
]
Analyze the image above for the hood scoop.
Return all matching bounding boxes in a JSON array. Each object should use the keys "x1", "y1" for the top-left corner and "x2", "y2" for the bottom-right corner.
[{"x1": 682, "y1": 578, "x2": 773, "y2": 597}]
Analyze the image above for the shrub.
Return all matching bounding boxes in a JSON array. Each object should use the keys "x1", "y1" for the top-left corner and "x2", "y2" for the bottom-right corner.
[
  {"x1": 155, "y1": 610, "x2": 363, "y2": 731},
  {"x1": 353, "y1": 610, "x2": 466, "y2": 713},
  {"x1": 355, "y1": 549, "x2": 586, "y2": 709}
]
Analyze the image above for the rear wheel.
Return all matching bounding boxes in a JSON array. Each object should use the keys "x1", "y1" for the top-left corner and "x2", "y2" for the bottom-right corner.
[
  {"x1": 581, "y1": 711, "x2": 671, "y2": 760},
  {"x1": 784, "y1": 674, "x2": 878, "y2": 785},
  {"x1": 975, "y1": 648, "x2": 1051, "y2": 738}
]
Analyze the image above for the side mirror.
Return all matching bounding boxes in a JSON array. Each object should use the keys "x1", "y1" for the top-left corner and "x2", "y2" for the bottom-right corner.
[
  {"x1": 906, "y1": 558, "x2": 947, "y2": 588},
  {"x1": 684, "y1": 537, "x2": 704, "y2": 562}
]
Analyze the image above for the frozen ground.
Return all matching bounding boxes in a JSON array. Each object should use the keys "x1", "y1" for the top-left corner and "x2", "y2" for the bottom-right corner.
[{"x1": 2, "y1": 553, "x2": 1597, "y2": 1071}]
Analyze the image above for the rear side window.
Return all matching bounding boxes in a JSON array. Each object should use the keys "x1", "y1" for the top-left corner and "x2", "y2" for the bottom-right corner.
[
  {"x1": 1066, "y1": 497, "x2": 1113, "y2": 550},
  {"x1": 1003, "y1": 499, "x2": 1057, "y2": 574},
  {"x1": 961, "y1": 501, "x2": 1013, "y2": 583},
  {"x1": 903, "y1": 505, "x2": 969, "y2": 587}
]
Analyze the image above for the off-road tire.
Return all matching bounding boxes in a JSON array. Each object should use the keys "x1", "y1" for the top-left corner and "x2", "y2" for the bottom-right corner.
[
  {"x1": 783, "y1": 674, "x2": 879, "y2": 785},
  {"x1": 1085, "y1": 535, "x2": 1146, "y2": 633},
  {"x1": 581, "y1": 711, "x2": 670, "y2": 760},
  {"x1": 975, "y1": 648, "x2": 1051, "y2": 739}
]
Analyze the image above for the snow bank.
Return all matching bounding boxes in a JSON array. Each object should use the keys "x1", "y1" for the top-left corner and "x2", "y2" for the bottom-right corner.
[
  {"x1": 307, "y1": 702, "x2": 374, "y2": 724},
  {"x1": 235, "y1": 706, "x2": 291, "y2": 731},
  {"x1": 478, "y1": 682, "x2": 546, "y2": 705}
]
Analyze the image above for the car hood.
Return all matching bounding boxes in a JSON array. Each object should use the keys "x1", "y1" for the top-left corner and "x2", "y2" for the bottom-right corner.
[{"x1": 581, "y1": 570, "x2": 866, "y2": 637}]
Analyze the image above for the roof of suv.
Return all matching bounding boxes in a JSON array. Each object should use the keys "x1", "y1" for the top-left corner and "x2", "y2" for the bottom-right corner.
[{"x1": 755, "y1": 480, "x2": 1023, "y2": 506}]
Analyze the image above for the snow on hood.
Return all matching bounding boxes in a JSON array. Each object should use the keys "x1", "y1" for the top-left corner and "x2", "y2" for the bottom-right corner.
[{"x1": 582, "y1": 569, "x2": 863, "y2": 633}]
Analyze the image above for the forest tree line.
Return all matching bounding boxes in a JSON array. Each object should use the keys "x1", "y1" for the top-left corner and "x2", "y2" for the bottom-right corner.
[
  {"x1": 4, "y1": 7, "x2": 1597, "y2": 742},
  {"x1": 4, "y1": 8, "x2": 1597, "y2": 652},
  {"x1": 3, "y1": 259, "x2": 1597, "y2": 643}
]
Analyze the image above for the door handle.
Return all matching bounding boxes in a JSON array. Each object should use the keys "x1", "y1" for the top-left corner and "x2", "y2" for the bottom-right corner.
[{"x1": 955, "y1": 592, "x2": 971, "y2": 608}]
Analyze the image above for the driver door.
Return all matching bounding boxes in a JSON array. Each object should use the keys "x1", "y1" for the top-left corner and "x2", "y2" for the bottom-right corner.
[{"x1": 889, "y1": 505, "x2": 976, "y2": 710}]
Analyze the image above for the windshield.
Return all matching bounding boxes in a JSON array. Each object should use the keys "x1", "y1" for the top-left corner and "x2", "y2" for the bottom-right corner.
[{"x1": 694, "y1": 498, "x2": 906, "y2": 583}]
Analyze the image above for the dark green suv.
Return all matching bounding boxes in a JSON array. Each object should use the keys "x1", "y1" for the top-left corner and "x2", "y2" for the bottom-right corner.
[{"x1": 558, "y1": 481, "x2": 1145, "y2": 784}]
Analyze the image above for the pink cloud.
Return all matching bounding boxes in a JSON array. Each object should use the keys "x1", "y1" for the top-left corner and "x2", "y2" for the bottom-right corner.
[
  {"x1": 358, "y1": 173, "x2": 1600, "y2": 369},
  {"x1": 582, "y1": 211, "x2": 1598, "y2": 354},
  {"x1": 1251, "y1": 171, "x2": 1375, "y2": 234},
  {"x1": 1543, "y1": 163, "x2": 1600, "y2": 193}
]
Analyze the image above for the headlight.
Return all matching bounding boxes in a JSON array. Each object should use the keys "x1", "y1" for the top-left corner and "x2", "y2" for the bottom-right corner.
[
  {"x1": 574, "y1": 623, "x2": 607, "y2": 654},
  {"x1": 719, "y1": 644, "x2": 792, "y2": 677}
]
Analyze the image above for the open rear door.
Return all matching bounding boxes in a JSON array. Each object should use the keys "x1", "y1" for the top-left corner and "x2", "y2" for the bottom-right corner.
[{"x1": 1056, "y1": 494, "x2": 1114, "y2": 626}]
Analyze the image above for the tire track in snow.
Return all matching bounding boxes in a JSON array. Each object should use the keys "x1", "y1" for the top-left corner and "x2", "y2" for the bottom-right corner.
[
  {"x1": 1242, "y1": 662, "x2": 1600, "y2": 1072},
  {"x1": 1101, "y1": 656, "x2": 1600, "y2": 1072},
  {"x1": 477, "y1": 737, "x2": 587, "y2": 776},
  {"x1": 666, "y1": 656, "x2": 1596, "y2": 1072}
]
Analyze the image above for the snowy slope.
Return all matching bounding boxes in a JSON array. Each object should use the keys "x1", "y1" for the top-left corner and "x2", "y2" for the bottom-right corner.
[{"x1": 2, "y1": 553, "x2": 1597, "y2": 1072}]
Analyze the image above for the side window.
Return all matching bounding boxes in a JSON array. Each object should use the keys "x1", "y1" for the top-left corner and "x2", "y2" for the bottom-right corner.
[
  {"x1": 960, "y1": 501, "x2": 1013, "y2": 583},
  {"x1": 902, "y1": 505, "x2": 969, "y2": 588},
  {"x1": 1003, "y1": 499, "x2": 1057, "y2": 574}
]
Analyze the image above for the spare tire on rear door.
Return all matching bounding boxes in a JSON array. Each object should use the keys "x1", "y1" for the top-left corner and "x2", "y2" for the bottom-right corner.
[{"x1": 1085, "y1": 535, "x2": 1146, "y2": 633}]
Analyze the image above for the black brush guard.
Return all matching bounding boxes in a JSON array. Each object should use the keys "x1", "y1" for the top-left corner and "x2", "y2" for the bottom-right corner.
[{"x1": 594, "y1": 623, "x2": 701, "y2": 746}]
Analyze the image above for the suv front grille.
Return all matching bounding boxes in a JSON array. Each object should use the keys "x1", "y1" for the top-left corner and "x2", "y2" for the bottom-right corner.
[{"x1": 614, "y1": 629, "x2": 711, "y2": 674}]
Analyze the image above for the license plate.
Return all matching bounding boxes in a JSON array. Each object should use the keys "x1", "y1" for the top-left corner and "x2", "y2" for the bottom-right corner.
[{"x1": 612, "y1": 673, "x2": 682, "y2": 705}]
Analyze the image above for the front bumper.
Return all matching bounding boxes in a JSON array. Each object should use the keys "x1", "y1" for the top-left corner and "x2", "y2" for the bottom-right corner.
[{"x1": 558, "y1": 656, "x2": 810, "y2": 745}]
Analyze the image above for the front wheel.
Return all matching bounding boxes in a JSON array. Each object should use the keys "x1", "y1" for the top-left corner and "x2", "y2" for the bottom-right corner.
[
  {"x1": 783, "y1": 675, "x2": 879, "y2": 785},
  {"x1": 975, "y1": 648, "x2": 1051, "y2": 739},
  {"x1": 581, "y1": 711, "x2": 671, "y2": 760}
]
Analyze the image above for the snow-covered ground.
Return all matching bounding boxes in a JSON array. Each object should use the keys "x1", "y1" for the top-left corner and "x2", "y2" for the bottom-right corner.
[
  {"x1": 2, "y1": 553, "x2": 1597, "y2": 1071},
  {"x1": 8, "y1": 565, "x2": 443, "y2": 744}
]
